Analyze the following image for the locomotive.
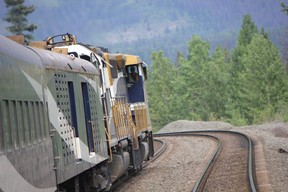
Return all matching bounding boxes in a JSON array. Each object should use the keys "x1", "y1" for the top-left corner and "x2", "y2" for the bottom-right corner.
[{"x1": 0, "y1": 33, "x2": 154, "y2": 192}]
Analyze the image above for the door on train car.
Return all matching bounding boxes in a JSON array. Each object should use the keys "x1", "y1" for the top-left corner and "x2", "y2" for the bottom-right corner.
[
  {"x1": 126, "y1": 65, "x2": 145, "y2": 103},
  {"x1": 81, "y1": 82, "x2": 94, "y2": 152}
]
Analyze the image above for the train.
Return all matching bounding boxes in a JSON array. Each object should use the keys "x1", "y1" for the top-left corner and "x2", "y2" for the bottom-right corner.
[{"x1": 0, "y1": 33, "x2": 154, "y2": 192}]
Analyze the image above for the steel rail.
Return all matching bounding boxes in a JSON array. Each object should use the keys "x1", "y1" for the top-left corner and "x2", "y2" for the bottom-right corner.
[
  {"x1": 154, "y1": 130, "x2": 258, "y2": 192},
  {"x1": 109, "y1": 138, "x2": 167, "y2": 191},
  {"x1": 154, "y1": 132, "x2": 222, "y2": 192},
  {"x1": 142, "y1": 138, "x2": 167, "y2": 168}
]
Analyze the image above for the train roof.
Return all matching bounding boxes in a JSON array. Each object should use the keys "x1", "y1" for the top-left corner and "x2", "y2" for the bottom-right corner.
[
  {"x1": 124, "y1": 54, "x2": 142, "y2": 66},
  {"x1": 103, "y1": 52, "x2": 143, "y2": 69},
  {"x1": 30, "y1": 47, "x2": 98, "y2": 75},
  {"x1": 0, "y1": 35, "x2": 98, "y2": 75},
  {"x1": 0, "y1": 34, "x2": 42, "y2": 68}
]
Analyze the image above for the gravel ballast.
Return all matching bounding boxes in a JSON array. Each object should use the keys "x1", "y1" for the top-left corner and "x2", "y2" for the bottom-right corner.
[
  {"x1": 160, "y1": 120, "x2": 288, "y2": 192},
  {"x1": 115, "y1": 120, "x2": 288, "y2": 192},
  {"x1": 114, "y1": 136, "x2": 215, "y2": 192}
]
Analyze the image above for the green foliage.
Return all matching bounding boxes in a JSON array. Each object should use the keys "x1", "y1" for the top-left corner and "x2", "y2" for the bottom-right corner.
[
  {"x1": 147, "y1": 51, "x2": 176, "y2": 131},
  {"x1": 1, "y1": 1, "x2": 286, "y2": 65},
  {"x1": 176, "y1": 35, "x2": 211, "y2": 120},
  {"x1": 281, "y1": 2, "x2": 288, "y2": 15},
  {"x1": 227, "y1": 14, "x2": 259, "y2": 124},
  {"x1": 206, "y1": 47, "x2": 231, "y2": 119},
  {"x1": 147, "y1": 14, "x2": 288, "y2": 130},
  {"x1": 239, "y1": 35, "x2": 288, "y2": 123},
  {"x1": 3, "y1": 0, "x2": 37, "y2": 40},
  {"x1": 274, "y1": 101, "x2": 288, "y2": 122},
  {"x1": 232, "y1": 14, "x2": 258, "y2": 71},
  {"x1": 260, "y1": 27, "x2": 269, "y2": 41},
  {"x1": 238, "y1": 15, "x2": 258, "y2": 48}
]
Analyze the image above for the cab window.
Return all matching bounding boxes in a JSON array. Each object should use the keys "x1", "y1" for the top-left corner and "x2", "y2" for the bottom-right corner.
[{"x1": 127, "y1": 66, "x2": 139, "y2": 83}]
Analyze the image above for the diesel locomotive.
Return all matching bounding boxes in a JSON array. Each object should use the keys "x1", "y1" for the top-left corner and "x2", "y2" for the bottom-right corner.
[{"x1": 0, "y1": 33, "x2": 154, "y2": 192}]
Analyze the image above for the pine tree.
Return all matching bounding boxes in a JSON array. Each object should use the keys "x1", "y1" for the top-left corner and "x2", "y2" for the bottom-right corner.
[
  {"x1": 206, "y1": 47, "x2": 231, "y2": 120},
  {"x1": 227, "y1": 14, "x2": 259, "y2": 125},
  {"x1": 240, "y1": 35, "x2": 288, "y2": 123},
  {"x1": 176, "y1": 35, "x2": 210, "y2": 120},
  {"x1": 260, "y1": 27, "x2": 270, "y2": 42},
  {"x1": 232, "y1": 14, "x2": 258, "y2": 67},
  {"x1": 147, "y1": 51, "x2": 176, "y2": 130},
  {"x1": 281, "y1": 2, "x2": 288, "y2": 15},
  {"x1": 238, "y1": 15, "x2": 258, "y2": 48},
  {"x1": 4, "y1": 0, "x2": 37, "y2": 40}
]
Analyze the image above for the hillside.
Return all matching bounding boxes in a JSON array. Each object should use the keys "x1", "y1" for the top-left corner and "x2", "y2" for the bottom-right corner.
[{"x1": 0, "y1": 0, "x2": 287, "y2": 63}]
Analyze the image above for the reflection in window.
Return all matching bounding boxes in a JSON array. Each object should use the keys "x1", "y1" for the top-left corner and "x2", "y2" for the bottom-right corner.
[{"x1": 127, "y1": 66, "x2": 139, "y2": 83}]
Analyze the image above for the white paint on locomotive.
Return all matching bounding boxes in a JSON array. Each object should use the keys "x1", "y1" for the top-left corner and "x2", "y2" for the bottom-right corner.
[{"x1": 0, "y1": 156, "x2": 56, "y2": 192}]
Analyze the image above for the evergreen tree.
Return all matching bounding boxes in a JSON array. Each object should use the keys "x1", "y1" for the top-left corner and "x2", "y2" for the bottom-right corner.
[
  {"x1": 206, "y1": 47, "x2": 231, "y2": 120},
  {"x1": 227, "y1": 14, "x2": 259, "y2": 125},
  {"x1": 4, "y1": 0, "x2": 37, "y2": 40},
  {"x1": 281, "y1": 2, "x2": 288, "y2": 15},
  {"x1": 232, "y1": 14, "x2": 258, "y2": 67},
  {"x1": 260, "y1": 27, "x2": 270, "y2": 42},
  {"x1": 238, "y1": 15, "x2": 258, "y2": 48},
  {"x1": 147, "y1": 51, "x2": 176, "y2": 130},
  {"x1": 176, "y1": 35, "x2": 210, "y2": 120},
  {"x1": 239, "y1": 34, "x2": 288, "y2": 123},
  {"x1": 147, "y1": 14, "x2": 288, "y2": 128}
]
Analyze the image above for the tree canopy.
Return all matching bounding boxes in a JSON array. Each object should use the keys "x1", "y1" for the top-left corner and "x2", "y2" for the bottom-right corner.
[
  {"x1": 281, "y1": 2, "x2": 288, "y2": 15},
  {"x1": 4, "y1": 0, "x2": 37, "y2": 40},
  {"x1": 147, "y1": 14, "x2": 288, "y2": 131}
]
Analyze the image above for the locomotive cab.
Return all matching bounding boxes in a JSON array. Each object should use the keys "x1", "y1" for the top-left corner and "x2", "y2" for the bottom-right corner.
[{"x1": 124, "y1": 55, "x2": 147, "y2": 104}]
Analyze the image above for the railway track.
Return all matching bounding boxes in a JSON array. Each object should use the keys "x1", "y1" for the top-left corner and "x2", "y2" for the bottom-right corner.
[
  {"x1": 154, "y1": 131, "x2": 258, "y2": 192},
  {"x1": 142, "y1": 139, "x2": 167, "y2": 168},
  {"x1": 110, "y1": 139, "x2": 167, "y2": 191}
]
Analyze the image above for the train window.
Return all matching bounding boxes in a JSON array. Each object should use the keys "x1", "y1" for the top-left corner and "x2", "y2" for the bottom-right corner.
[
  {"x1": 80, "y1": 54, "x2": 90, "y2": 62},
  {"x1": 91, "y1": 53, "x2": 100, "y2": 69},
  {"x1": 143, "y1": 66, "x2": 148, "y2": 80},
  {"x1": 127, "y1": 66, "x2": 139, "y2": 83},
  {"x1": 68, "y1": 52, "x2": 78, "y2": 58}
]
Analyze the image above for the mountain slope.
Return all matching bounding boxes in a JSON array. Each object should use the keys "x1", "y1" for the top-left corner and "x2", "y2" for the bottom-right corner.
[{"x1": 0, "y1": 0, "x2": 287, "y2": 63}]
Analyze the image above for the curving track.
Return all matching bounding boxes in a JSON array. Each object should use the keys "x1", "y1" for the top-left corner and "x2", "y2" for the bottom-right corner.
[
  {"x1": 142, "y1": 139, "x2": 167, "y2": 168},
  {"x1": 110, "y1": 139, "x2": 167, "y2": 191},
  {"x1": 154, "y1": 131, "x2": 258, "y2": 192}
]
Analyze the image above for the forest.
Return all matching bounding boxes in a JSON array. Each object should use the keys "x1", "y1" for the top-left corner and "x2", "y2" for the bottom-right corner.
[
  {"x1": 1, "y1": 0, "x2": 288, "y2": 64},
  {"x1": 1, "y1": 0, "x2": 288, "y2": 131},
  {"x1": 147, "y1": 15, "x2": 288, "y2": 131}
]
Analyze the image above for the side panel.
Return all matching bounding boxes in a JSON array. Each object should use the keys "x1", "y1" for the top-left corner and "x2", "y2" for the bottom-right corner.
[
  {"x1": 0, "y1": 36, "x2": 56, "y2": 191},
  {"x1": 0, "y1": 80, "x2": 55, "y2": 191},
  {"x1": 0, "y1": 101, "x2": 3, "y2": 155},
  {"x1": 48, "y1": 71, "x2": 108, "y2": 184}
]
